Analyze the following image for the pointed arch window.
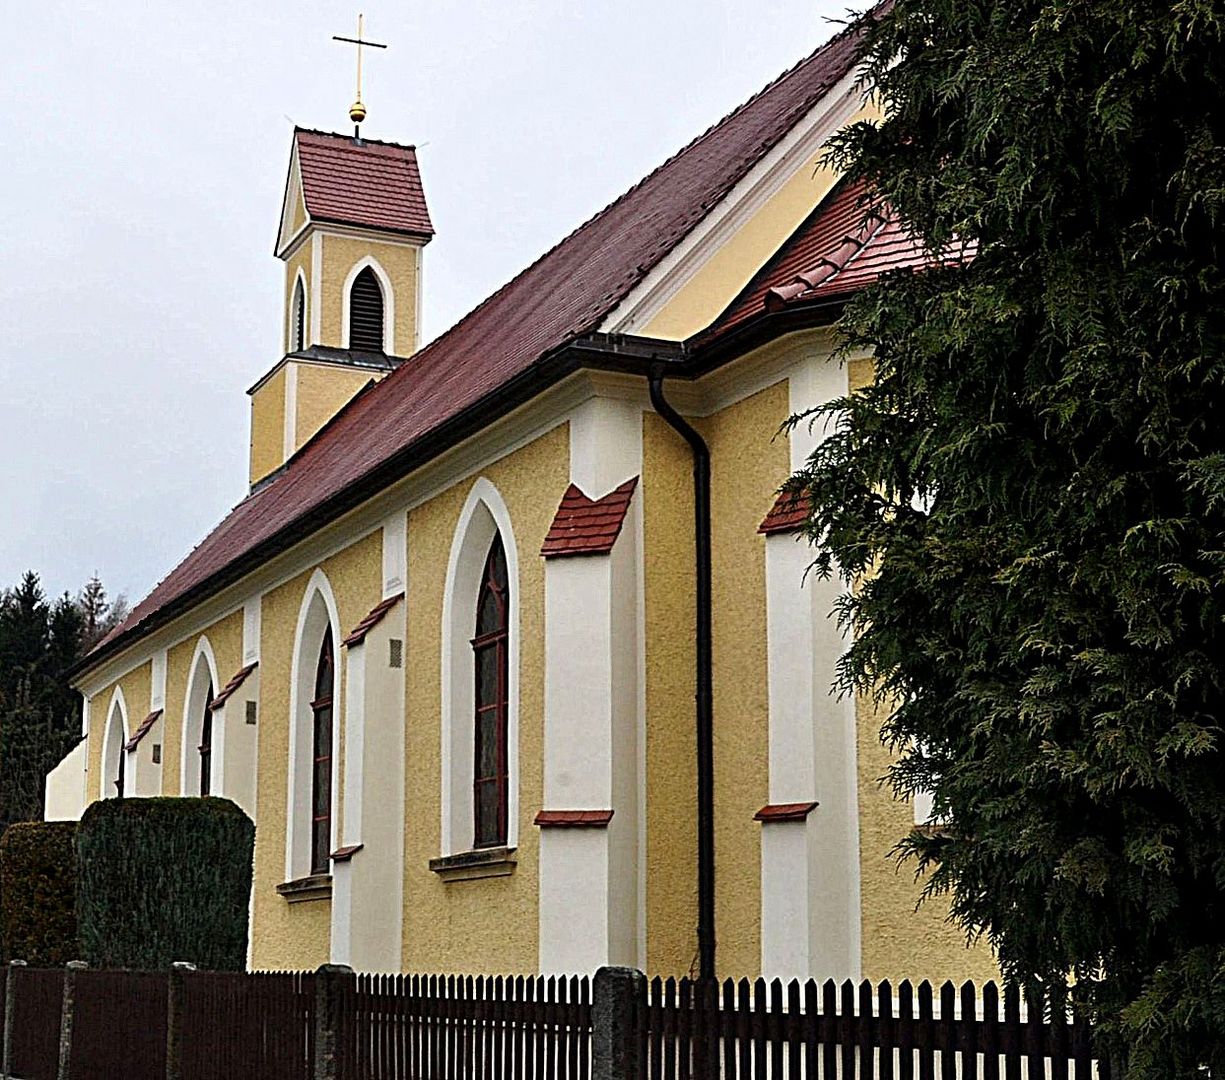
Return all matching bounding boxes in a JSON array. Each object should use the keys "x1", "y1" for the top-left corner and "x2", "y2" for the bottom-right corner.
[
  {"x1": 349, "y1": 266, "x2": 385, "y2": 352},
  {"x1": 310, "y1": 628, "x2": 335, "y2": 875},
  {"x1": 472, "y1": 535, "x2": 509, "y2": 848},
  {"x1": 291, "y1": 277, "x2": 306, "y2": 352},
  {"x1": 198, "y1": 682, "x2": 214, "y2": 797},
  {"x1": 115, "y1": 747, "x2": 125, "y2": 799}
]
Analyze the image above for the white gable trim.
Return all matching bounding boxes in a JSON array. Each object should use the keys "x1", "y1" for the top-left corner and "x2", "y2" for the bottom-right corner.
[
  {"x1": 600, "y1": 64, "x2": 865, "y2": 337},
  {"x1": 276, "y1": 140, "x2": 310, "y2": 259}
]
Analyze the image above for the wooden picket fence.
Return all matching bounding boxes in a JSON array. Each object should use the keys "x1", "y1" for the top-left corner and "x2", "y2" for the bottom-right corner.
[
  {"x1": 640, "y1": 975, "x2": 1106, "y2": 1079},
  {"x1": 0, "y1": 964, "x2": 1108, "y2": 1079}
]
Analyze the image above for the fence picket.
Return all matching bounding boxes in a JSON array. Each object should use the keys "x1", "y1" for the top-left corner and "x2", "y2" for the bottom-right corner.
[
  {"x1": 860, "y1": 979, "x2": 876, "y2": 1080},
  {"x1": 1024, "y1": 986, "x2": 1045, "y2": 1080},
  {"x1": 821, "y1": 979, "x2": 838, "y2": 1080},
  {"x1": 940, "y1": 982, "x2": 957, "y2": 1080},
  {"x1": 1003, "y1": 985, "x2": 1022, "y2": 1080},
  {"x1": 878, "y1": 980, "x2": 895, "y2": 1080},
  {"x1": 787, "y1": 979, "x2": 803, "y2": 1080}
]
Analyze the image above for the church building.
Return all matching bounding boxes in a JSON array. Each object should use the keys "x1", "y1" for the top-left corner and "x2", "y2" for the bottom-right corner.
[{"x1": 49, "y1": 16, "x2": 995, "y2": 986}]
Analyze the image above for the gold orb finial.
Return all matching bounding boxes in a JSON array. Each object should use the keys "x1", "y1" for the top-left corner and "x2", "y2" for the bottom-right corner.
[{"x1": 349, "y1": 99, "x2": 367, "y2": 124}]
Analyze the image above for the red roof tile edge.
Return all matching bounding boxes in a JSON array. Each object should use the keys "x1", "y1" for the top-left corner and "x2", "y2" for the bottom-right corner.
[
  {"x1": 540, "y1": 477, "x2": 639, "y2": 558},
  {"x1": 342, "y1": 591, "x2": 405, "y2": 648},
  {"x1": 210, "y1": 662, "x2": 259, "y2": 712},
  {"x1": 533, "y1": 809, "x2": 615, "y2": 828},
  {"x1": 758, "y1": 490, "x2": 812, "y2": 535},
  {"x1": 754, "y1": 801, "x2": 819, "y2": 823},
  {"x1": 124, "y1": 709, "x2": 163, "y2": 752},
  {"x1": 330, "y1": 844, "x2": 364, "y2": 862}
]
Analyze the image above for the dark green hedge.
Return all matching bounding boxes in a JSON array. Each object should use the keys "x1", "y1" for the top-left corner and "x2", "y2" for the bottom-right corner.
[
  {"x1": 0, "y1": 822, "x2": 79, "y2": 965},
  {"x1": 76, "y1": 797, "x2": 254, "y2": 971}
]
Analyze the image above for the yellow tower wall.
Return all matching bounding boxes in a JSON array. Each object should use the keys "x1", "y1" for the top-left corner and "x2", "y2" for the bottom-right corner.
[
  {"x1": 249, "y1": 367, "x2": 287, "y2": 487},
  {"x1": 293, "y1": 363, "x2": 374, "y2": 452},
  {"x1": 318, "y1": 234, "x2": 421, "y2": 355}
]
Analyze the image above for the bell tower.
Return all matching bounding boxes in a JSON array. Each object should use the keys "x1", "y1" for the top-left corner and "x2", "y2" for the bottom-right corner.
[{"x1": 249, "y1": 17, "x2": 432, "y2": 488}]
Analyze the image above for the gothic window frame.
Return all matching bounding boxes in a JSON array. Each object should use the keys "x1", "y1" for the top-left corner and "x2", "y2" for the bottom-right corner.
[
  {"x1": 286, "y1": 569, "x2": 342, "y2": 882},
  {"x1": 472, "y1": 536, "x2": 510, "y2": 848},
  {"x1": 198, "y1": 683, "x2": 214, "y2": 797},
  {"x1": 182, "y1": 636, "x2": 220, "y2": 799},
  {"x1": 440, "y1": 478, "x2": 520, "y2": 857},
  {"x1": 289, "y1": 272, "x2": 307, "y2": 353},
  {"x1": 340, "y1": 256, "x2": 395, "y2": 354},
  {"x1": 309, "y1": 628, "x2": 335, "y2": 875},
  {"x1": 101, "y1": 687, "x2": 129, "y2": 801}
]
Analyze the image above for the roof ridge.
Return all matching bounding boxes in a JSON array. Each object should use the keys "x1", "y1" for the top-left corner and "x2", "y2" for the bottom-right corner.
[
  {"x1": 365, "y1": 16, "x2": 870, "y2": 397},
  {"x1": 295, "y1": 126, "x2": 418, "y2": 152}
]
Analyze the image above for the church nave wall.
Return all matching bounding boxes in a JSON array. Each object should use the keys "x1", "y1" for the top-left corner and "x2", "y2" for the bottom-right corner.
[
  {"x1": 401, "y1": 421, "x2": 568, "y2": 975},
  {"x1": 248, "y1": 528, "x2": 383, "y2": 972}
]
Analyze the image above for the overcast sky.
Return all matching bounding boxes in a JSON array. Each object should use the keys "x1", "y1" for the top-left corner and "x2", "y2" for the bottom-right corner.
[{"x1": 1, "y1": 0, "x2": 856, "y2": 608}]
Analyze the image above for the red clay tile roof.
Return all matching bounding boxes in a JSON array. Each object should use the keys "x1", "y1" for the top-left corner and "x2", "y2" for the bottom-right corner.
[
  {"x1": 341, "y1": 592, "x2": 404, "y2": 648},
  {"x1": 754, "y1": 801, "x2": 819, "y2": 822},
  {"x1": 85, "y1": 19, "x2": 875, "y2": 673},
  {"x1": 758, "y1": 490, "x2": 812, "y2": 535},
  {"x1": 540, "y1": 477, "x2": 638, "y2": 558},
  {"x1": 330, "y1": 843, "x2": 364, "y2": 862},
  {"x1": 209, "y1": 662, "x2": 258, "y2": 711},
  {"x1": 534, "y1": 810, "x2": 615, "y2": 828},
  {"x1": 709, "y1": 177, "x2": 974, "y2": 339},
  {"x1": 295, "y1": 129, "x2": 433, "y2": 238},
  {"x1": 124, "y1": 709, "x2": 163, "y2": 752}
]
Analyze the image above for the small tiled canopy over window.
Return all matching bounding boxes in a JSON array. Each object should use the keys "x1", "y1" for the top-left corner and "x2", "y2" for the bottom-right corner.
[
  {"x1": 198, "y1": 681, "x2": 214, "y2": 797},
  {"x1": 349, "y1": 266, "x2": 384, "y2": 352},
  {"x1": 311, "y1": 628, "x2": 335, "y2": 874},
  {"x1": 291, "y1": 277, "x2": 306, "y2": 352},
  {"x1": 473, "y1": 535, "x2": 510, "y2": 848}
]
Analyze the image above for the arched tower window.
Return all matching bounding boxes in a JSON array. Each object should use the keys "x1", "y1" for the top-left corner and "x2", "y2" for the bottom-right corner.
[
  {"x1": 348, "y1": 266, "x2": 385, "y2": 352},
  {"x1": 198, "y1": 682, "x2": 214, "y2": 797},
  {"x1": 291, "y1": 277, "x2": 306, "y2": 352},
  {"x1": 311, "y1": 628, "x2": 335, "y2": 875},
  {"x1": 473, "y1": 535, "x2": 509, "y2": 848}
]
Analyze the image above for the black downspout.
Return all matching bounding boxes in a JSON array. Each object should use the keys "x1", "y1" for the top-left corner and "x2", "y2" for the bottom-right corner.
[{"x1": 648, "y1": 367, "x2": 716, "y2": 986}]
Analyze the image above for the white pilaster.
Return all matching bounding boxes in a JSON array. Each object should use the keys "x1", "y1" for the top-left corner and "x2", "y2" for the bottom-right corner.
[
  {"x1": 539, "y1": 398, "x2": 642, "y2": 974},
  {"x1": 759, "y1": 353, "x2": 862, "y2": 982},
  {"x1": 330, "y1": 518, "x2": 408, "y2": 972}
]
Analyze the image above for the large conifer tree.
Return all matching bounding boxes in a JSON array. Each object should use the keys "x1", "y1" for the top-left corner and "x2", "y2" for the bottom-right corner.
[{"x1": 795, "y1": 1, "x2": 1225, "y2": 1071}]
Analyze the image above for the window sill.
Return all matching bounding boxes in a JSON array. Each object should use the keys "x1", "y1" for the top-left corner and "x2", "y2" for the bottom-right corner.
[
  {"x1": 428, "y1": 847, "x2": 517, "y2": 883},
  {"x1": 276, "y1": 873, "x2": 333, "y2": 903}
]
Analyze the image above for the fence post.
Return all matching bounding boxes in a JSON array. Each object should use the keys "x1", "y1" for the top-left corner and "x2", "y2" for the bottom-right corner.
[
  {"x1": 165, "y1": 962, "x2": 197, "y2": 1080},
  {"x1": 313, "y1": 963, "x2": 355, "y2": 1080},
  {"x1": 593, "y1": 965, "x2": 645, "y2": 1080},
  {"x1": 2, "y1": 959, "x2": 26, "y2": 1080},
  {"x1": 55, "y1": 961, "x2": 87, "y2": 1080}
]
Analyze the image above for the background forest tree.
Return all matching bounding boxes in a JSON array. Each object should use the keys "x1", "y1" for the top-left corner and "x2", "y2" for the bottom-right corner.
[
  {"x1": 0, "y1": 573, "x2": 126, "y2": 830},
  {"x1": 794, "y1": 0, "x2": 1225, "y2": 1074}
]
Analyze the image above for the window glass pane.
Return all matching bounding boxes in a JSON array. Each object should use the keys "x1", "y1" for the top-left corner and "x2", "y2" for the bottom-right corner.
[
  {"x1": 477, "y1": 587, "x2": 500, "y2": 637},
  {"x1": 314, "y1": 706, "x2": 332, "y2": 758},
  {"x1": 476, "y1": 708, "x2": 499, "y2": 778},
  {"x1": 474, "y1": 780, "x2": 500, "y2": 846},
  {"x1": 314, "y1": 766, "x2": 331, "y2": 817},
  {"x1": 313, "y1": 818, "x2": 330, "y2": 873},
  {"x1": 475, "y1": 645, "x2": 499, "y2": 707}
]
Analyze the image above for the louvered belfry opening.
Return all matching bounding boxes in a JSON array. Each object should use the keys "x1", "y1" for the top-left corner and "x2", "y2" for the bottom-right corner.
[
  {"x1": 349, "y1": 267, "x2": 385, "y2": 352},
  {"x1": 291, "y1": 279, "x2": 306, "y2": 351}
]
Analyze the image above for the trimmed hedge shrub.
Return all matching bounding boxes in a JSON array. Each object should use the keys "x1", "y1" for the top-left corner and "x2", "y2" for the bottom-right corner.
[
  {"x1": 0, "y1": 821, "x2": 79, "y2": 965},
  {"x1": 76, "y1": 797, "x2": 254, "y2": 971}
]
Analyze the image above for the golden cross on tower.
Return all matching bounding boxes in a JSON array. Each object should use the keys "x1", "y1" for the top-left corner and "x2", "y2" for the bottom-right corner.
[{"x1": 333, "y1": 14, "x2": 388, "y2": 139}]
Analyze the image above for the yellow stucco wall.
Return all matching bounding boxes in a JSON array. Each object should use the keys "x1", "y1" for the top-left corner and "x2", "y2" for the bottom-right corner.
[
  {"x1": 85, "y1": 660, "x2": 152, "y2": 802},
  {"x1": 293, "y1": 363, "x2": 374, "y2": 453},
  {"x1": 401, "y1": 422, "x2": 568, "y2": 974},
  {"x1": 161, "y1": 609, "x2": 244, "y2": 797},
  {"x1": 642, "y1": 103, "x2": 881, "y2": 343},
  {"x1": 641, "y1": 411, "x2": 699, "y2": 976},
  {"x1": 844, "y1": 357, "x2": 998, "y2": 984},
  {"x1": 318, "y1": 234, "x2": 420, "y2": 355},
  {"x1": 699, "y1": 382, "x2": 790, "y2": 978},
  {"x1": 641, "y1": 382, "x2": 789, "y2": 980},
  {"x1": 250, "y1": 367, "x2": 287, "y2": 486},
  {"x1": 249, "y1": 529, "x2": 383, "y2": 971}
]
